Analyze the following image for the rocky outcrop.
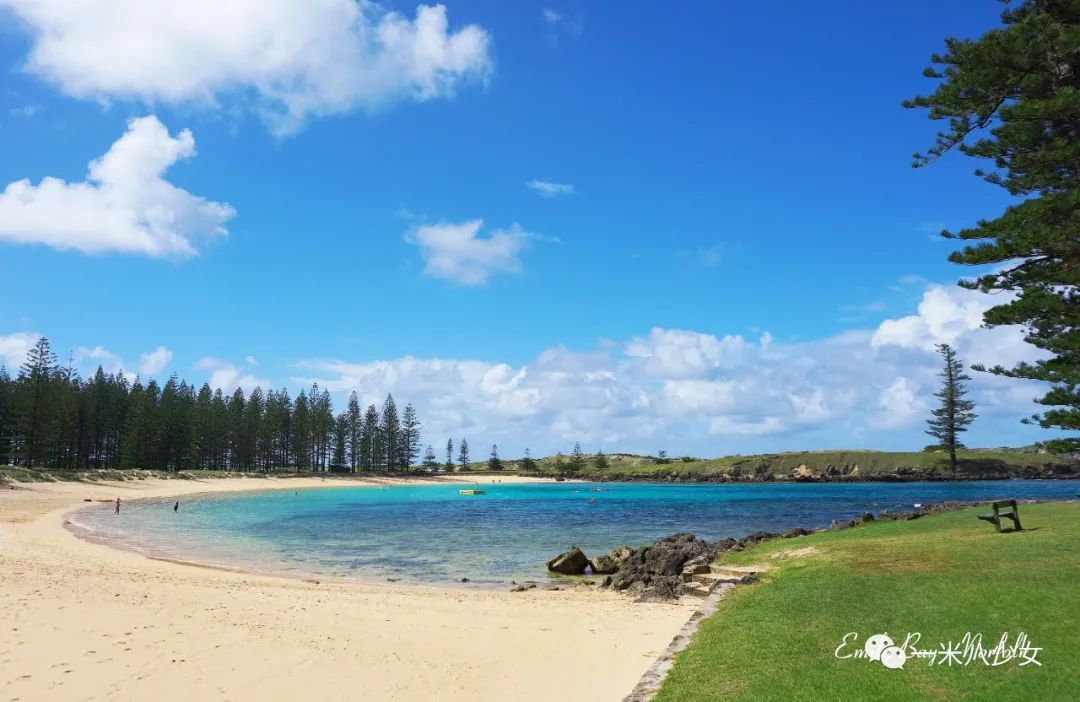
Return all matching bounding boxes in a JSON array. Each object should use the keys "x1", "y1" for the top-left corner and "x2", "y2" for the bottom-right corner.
[
  {"x1": 589, "y1": 545, "x2": 633, "y2": 574},
  {"x1": 607, "y1": 533, "x2": 724, "y2": 600},
  {"x1": 546, "y1": 546, "x2": 590, "y2": 575}
]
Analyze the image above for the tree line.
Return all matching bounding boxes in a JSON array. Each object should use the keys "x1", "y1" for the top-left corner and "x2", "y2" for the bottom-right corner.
[{"x1": 0, "y1": 337, "x2": 423, "y2": 472}]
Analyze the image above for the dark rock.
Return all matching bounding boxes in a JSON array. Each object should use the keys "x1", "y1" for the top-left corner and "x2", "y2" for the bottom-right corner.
[
  {"x1": 460, "y1": 577, "x2": 469, "y2": 583},
  {"x1": 681, "y1": 555, "x2": 712, "y2": 575},
  {"x1": 740, "y1": 531, "x2": 780, "y2": 546},
  {"x1": 546, "y1": 546, "x2": 591, "y2": 575},
  {"x1": 600, "y1": 575, "x2": 613, "y2": 588},
  {"x1": 782, "y1": 527, "x2": 811, "y2": 538},
  {"x1": 608, "y1": 533, "x2": 722, "y2": 598},
  {"x1": 511, "y1": 583, "x2": 536, "y2": 593}
]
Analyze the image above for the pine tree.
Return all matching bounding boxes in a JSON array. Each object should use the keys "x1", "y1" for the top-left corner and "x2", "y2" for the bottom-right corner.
[
  {"x1": 346, "y1": 391, "x2": 362, "y2": 472},
  {"x1": 226, "y1": 387, "x2": 246, "y2": 469},
  {"x1": 0, "y1": 366, "x2": 13, "y2": 466},
  {"x1": 292, "y1": 390, "x2": 311, "y2": 469},
  {"x1": 400, "y1": 403, "x2": 421, "y2": 471},
  {"x1": 905, "y1": 1, "x2": 1078, "y2": 452},
  {"x1": 211, "y1": 388, "x2": 227, "y2": 469},
  {"x1": 363, "y1": 404, "x2": 381, "y2": 470},
  {"x1": 192, "y1": 383, "x2": 214, "y2": 469},
  {"x1": 332, "y1": 412, "x2": 348, "y2": 469},
  {"x1": 380, "y1": 394, "x2": 400, "y2": 471},
  {"x1": 488, "y1": 444, "x2": 503, "y2": 471},
  {"x1": 445, "y1": 438, "x2": 454, "y2": 472},
  {"x1": 568, "y1": 442, "x2": 586, "y2": 473},
  {"x1": 926, "y1": 344, "x2": 978, "y2": 472},
  {"x1": 15, "y1": 337, "x2": 58, "y2": 468},
  {"x1": 520, "y1": 447, "x2": 537, "y2": 472},
  {"x1": 553, "y1": 452, "x2": 566, "y2": 474},
  {"x1": 422, "y1": 444, "x2": 438, "y2": 471},
  {"x1": 458, "y1": 438, "x2": 470, "y2": 472},
  {"x1": 593, "y1": 449, "x2": 608, "y2": 470}
]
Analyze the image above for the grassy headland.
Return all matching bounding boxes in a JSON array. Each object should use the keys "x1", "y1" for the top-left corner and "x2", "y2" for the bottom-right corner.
[
  {"x1": 656, "y1": 502, "x2": 1080, "y2": 701},
  {"x1": 517, "y1": 449, "x2": 1078, "y2": 482}
]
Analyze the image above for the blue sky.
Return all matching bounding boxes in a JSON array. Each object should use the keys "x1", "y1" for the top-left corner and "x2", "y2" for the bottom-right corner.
[{"x1": 0, "y1": 1, "x2": 1058, "y2": 456}]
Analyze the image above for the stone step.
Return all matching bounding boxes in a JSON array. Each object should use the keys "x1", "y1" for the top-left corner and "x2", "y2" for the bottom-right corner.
[
  {"x1": 681, "y1": 581, "x2": 714, "y2": 598},
  {"x1": 697, "y1": 572, "x2": 747, "y2": 585}
]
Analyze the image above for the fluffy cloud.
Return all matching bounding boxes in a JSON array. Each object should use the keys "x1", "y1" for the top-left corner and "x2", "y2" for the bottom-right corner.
[
  {"x1": 871, "y1": 284, "x2": 1033, "y2": 369},
  {"x1": 292, "y1": 284, "x2": 1048, "y2": 455},
  {"x1": 3, "y1": 1, "x2": 492, "y2": 134},
  {"x1": 409, "y1": 220, "x2": 542, "y2": 285},
  {"x1": 0, "y1": 116, "x2": 234, "y2": 258},
  {"x1": 196, "y1": 357, "x2": 271, "y2": 393},
  {"x1": 0, "y1": 332, "x2": 40, "y2": 370},
  {"x1": 74, "y1": 345, "x2": 126, "y2": 375},
  {"x1": 1, "y1": 283, "x2": 1047, "y2": 456},
  {"x1": 526, "y1": 179, "x2": 575, "y2": 198},
  {"x1": 139, "y1": 346, "x2": 173, "y2": 375}
]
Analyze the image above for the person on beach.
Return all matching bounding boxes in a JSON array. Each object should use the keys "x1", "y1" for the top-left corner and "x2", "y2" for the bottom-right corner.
[{"x1": 114, "y1": 497, "x2": 120, "y2": 515}]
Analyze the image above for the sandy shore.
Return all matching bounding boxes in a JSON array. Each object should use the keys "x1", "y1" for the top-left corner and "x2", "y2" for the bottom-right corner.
[{"x1": 0, "y1": 475, "x2": 694, "y2": 701}]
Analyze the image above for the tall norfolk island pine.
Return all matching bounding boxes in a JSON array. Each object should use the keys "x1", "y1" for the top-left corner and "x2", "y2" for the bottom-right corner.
[
  {"x1": 906, "y1": 0, "x2": 1078, "y2": 452},
  {"x1": 927, "y1": 344, "x2": 977, "y2": 472}
]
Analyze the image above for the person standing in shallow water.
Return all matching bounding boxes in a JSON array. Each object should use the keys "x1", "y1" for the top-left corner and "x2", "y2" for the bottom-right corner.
[
  {"x1": 114, "y1": 497, "x2": 120, "y2": 515},
  {"x1": 173, "y1": 501, "x2": 179, "y2": 512}
]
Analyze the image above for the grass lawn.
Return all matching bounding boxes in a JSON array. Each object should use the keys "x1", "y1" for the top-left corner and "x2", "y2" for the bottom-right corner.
[{"x1": 656, "y1": 502, "x2": 1080, "y2": 701}]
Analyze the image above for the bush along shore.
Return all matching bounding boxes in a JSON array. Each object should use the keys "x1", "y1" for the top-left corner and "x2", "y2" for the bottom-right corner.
[{"x1": 543, "y1": 501, "x2": 1044, "y2": 602}]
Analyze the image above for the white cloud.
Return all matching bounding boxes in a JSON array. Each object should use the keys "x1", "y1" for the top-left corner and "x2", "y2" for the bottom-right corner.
[
  {"x1": 74, "y1": 345, "x2": 126, "y2": 375},
  {"x1": 872, "y1": 377, "x2": 924, "y2": 428},
  {"x1": 409, "y1": 220, "x2": 541, "y2": 285},
  {"x1": 196, "y1": 357, "x2": 271, "y2": 393},
  {"x1": 139, "y1": 346, "x2": 173, "y2": 375},
  {"x1": 0, "y1": 115, "x2": 234, "y2": 258},
  {"x1": 291, "y1": 282, "x2": 1047, "y2": 455},
  {"x1": 625, "y1": 328, "x2": 751, "y2": 379},
  {"x1": 541, "y1": 8, "x2": 563, "y2": 25},
  {"x1": 526, "y1": 179, "x2": 575, "y2": 198},
  {"x1": 870, "y1": 284, "x2": 1035, "y2": 369},
  {"x1": 4, "y1": 1, "x2": 493, "y2": 135},
  {"x1": 0, "y1": 281, "x2": 1048, "y2": 456},
  {"x1": 0, "y1": 332, "x2": 40, "y2": 370},
  {"x1": 9, "y1": 104, "x2": 41, "y2": 118},
  {"x1": 708, "y1": 416, "x2": 786, "y2": 437},
  {"x1": 244, "y1": 355, "x2": 259, "y2": 366}
]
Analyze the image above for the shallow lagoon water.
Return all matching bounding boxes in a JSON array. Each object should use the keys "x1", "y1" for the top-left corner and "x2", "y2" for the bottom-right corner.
[{"x1": 73, "y1": 480, "x2": 1079, "y2": 586}]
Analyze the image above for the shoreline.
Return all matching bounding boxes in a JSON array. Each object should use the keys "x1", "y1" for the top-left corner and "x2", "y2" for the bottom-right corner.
[
  {"x1": 58, "y1": 474, "x2": 577, "y2": 592},
  {"x1": 1, "y1": 475, "x2": 695, "y2": 702}
]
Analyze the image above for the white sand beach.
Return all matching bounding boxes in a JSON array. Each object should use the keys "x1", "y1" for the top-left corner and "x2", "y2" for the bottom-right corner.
[{"x1": 0, "y1": 476, "x2": 694, "y2": 701}]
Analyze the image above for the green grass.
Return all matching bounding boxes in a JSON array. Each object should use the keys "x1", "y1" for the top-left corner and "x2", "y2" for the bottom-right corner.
[{"x1": 655, "y1": 502, "x2": 1080, "y2": 701}]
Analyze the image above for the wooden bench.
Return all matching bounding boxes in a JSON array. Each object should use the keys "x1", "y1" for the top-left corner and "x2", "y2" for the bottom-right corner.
[{"x1": 977, "y1": 500, "x2": 1023, "y2": 532}]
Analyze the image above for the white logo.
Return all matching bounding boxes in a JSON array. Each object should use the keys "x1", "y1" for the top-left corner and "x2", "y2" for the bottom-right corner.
[
  {"x1": 836, "y1": 632, "x2": 1042, "y2": 669},
  {"x1": 863, "y1": 633, "x2": 893, "y2": 662}
]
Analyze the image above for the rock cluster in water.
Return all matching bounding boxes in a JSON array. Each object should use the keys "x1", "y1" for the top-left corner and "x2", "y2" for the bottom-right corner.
[{"x1": 542, "y1": 500, "x2": 1011, "y2": 601}]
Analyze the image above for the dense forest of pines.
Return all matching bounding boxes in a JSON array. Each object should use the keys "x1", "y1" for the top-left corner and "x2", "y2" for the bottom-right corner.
[{"x1": 0, "y1": 338, "x2": 424, "y2": 472}]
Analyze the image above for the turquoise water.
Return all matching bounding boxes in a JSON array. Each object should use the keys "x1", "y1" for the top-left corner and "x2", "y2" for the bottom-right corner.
[{"x1": 72, "y1": 480, "x2": 1079, "y2": 586}]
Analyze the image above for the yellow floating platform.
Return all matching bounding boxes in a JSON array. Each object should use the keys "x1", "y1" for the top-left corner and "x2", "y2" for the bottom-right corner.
[{"x1": 458, "y1": 489, "x2": 486, "y2": 496}]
